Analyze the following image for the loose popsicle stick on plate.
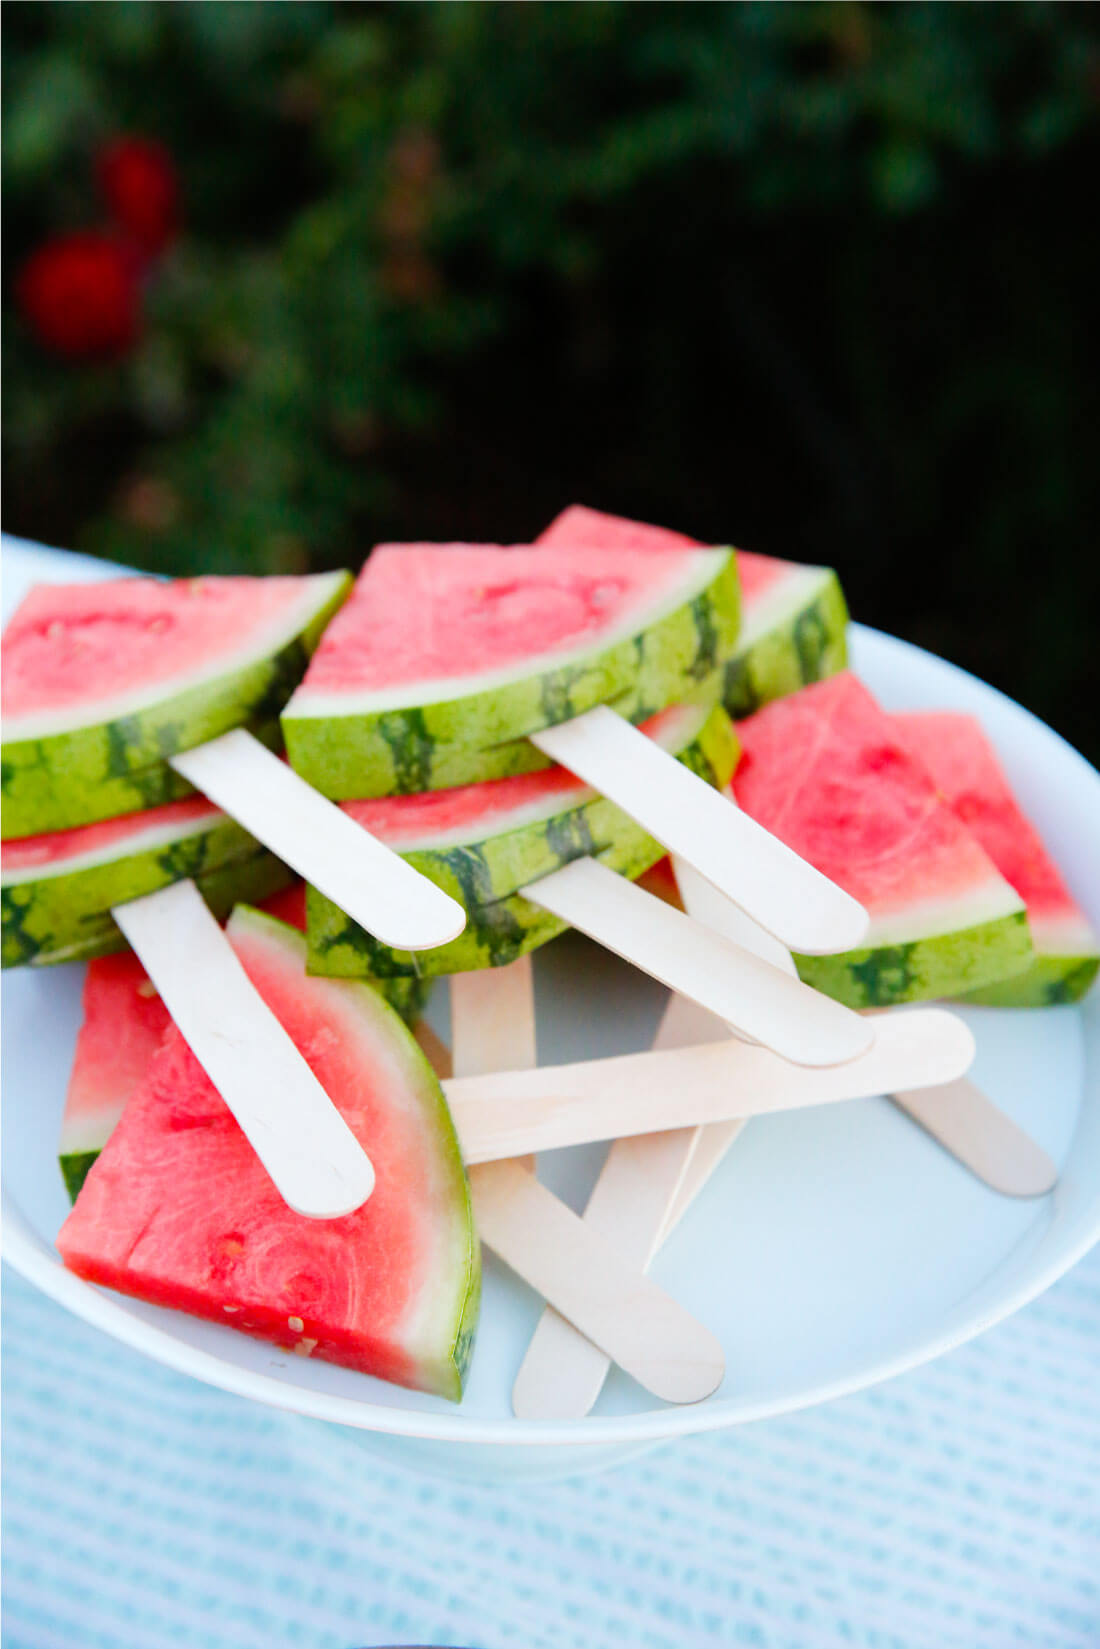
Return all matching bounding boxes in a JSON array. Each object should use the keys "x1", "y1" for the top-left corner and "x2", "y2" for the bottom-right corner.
[
  {"x1": 531, "y1": 705, "x2": 869, "y2": 955},
  {"x1": 113, "y1": 879, "x2": 375, "y2": 1219},
  {"x1": 451, "y1": 958, "x2": 537, "y2": 1174},
  {"x1": 889, "y1": 1081, "x2": 1057, "y2": 1198},
  {"x1": 512, "y1": 942, "x2": 742, "y2": 1419},
  {"x1": 524, "y1": 856, "x2": 872, "y2": 1068},
  {"x1": 445, "y1": 1006, "x2": 975, "y2": 1164},
  {"x1": 450, "y1": 965, "x2": 725, "y2": 1406},
  {"x1": 678, "y1": 861, "x2": 1059, "y2": 1200},
  {"x1": 170, "y1": 729, "x2": 465, "y2": 953}
]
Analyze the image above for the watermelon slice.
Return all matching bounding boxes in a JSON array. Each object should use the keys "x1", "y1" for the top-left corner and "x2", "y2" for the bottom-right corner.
[
  {"x1": 896, "y1": 712, "x2": 1099, "y2": 1006},
  {"x1": 281, "y1": 539, "x2": 739, "y2": 797},
  {"x1": 58, "y1": 950, "x2": 173, "y2": 1200},
  {"x1": 536, "y1": 506, "x2": 848, "y2": 718},
  {"x1": 732, "y1": 673, "x2": 1034, "y2": 1006},
  {"x1": 1, "y1": 794, "x2": 294, "y2": 969},
  {"x1": 55, "y1": 885, "x2": 429, "y2": 1199},
  {"x1": 1, "y1": 570, "x2": 351, "y2": 837},
  {"x1": 57, "y1": 905, "x2": 479, "y2": 1400},
  {"x1": 306, "y1": 700, "x2": 738, "y2": 980}
]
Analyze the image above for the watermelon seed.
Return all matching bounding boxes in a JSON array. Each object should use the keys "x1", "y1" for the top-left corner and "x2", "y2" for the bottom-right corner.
[
  {"x1": 293, "y1": 1337, "x2": 318, "y2": 1358},
  {"x1": 136, "y1": 980, "x2": 159, "y2": 999},
  {"x1": 222, "y1": 1304, "x2": 241, "y2": 1314},
  {"x1": 287, "y1": 1314, "x2": 304, "y2": 1332}
]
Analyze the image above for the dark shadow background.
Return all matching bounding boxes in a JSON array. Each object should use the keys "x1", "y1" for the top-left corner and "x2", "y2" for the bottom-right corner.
[{"x1": 4, "y1": 3, "x2": 1098, "y2": 757}]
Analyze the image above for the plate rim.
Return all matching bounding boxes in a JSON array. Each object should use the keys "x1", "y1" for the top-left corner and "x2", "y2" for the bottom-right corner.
[{"x1": 4, "y1": 605, "x2": 1100, "y2": 1449}]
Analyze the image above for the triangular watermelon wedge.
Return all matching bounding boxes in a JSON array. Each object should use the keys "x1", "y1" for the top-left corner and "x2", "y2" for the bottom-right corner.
[
  {"x1": 536, "y1": 505, "x2": 848, "y2": 717},
  {"x1": 896, "y1": 712, "x2": 1099, "y2": 1006},
  {"x1": 732, "y1": 673, "x2": 1034, "y2": 1006},
  {"x1": 282, "y1": 538, "x2": 739, "y2": 797},
  {"x1": 2, "y1": 570, "x2": 350, "y2": 837},
  {"x1": 55, "y1": 885, "x2": 429, "y2": 1200},
  {"x1": 57, "y1": 905, "x2": 479, "y2": 1400}
]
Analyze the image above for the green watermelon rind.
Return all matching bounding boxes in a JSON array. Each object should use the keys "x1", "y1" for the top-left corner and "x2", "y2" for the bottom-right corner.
[
  {"x1": 5, "y1": 844, "x2": 294, "y2": 970},
  {"x1": 960, "y1": 951, "x2": 1100, "y2": 1008},
  {"x1": 229, "y1": 905, "x2": 479, "y2": 1402},
  {"x1": 1, "y1": 571, "x2": 351, "y2": 839},
  {"x1": 723, "y1": 566, "x2": 849, "y2": 719},
  {"x1": 793, "y1": 908, "x2": 1034, "y2": 1009},
  {"x1": 282, "y1": 552, "x2": 740, "y2": 799},
  {"x1": 307, "y1": 704, "x2": 740, "y2": 981}
]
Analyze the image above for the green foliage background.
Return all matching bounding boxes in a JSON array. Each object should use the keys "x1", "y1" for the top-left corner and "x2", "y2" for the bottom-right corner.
[{"x1": 3, "y1": 2, "x2": 1098, "y2": 754}]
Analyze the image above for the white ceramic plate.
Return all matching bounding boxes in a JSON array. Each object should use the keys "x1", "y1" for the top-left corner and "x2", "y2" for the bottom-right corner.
[{"x1": 4, "y1": 538, "x2": 1100, "y2": 1469}]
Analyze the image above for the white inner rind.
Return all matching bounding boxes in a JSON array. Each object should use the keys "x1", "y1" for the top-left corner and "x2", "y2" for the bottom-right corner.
[
  {"x1": 3, "y1": 570, "x2": 348, "y2": 743},
  {"x1": 860, "y1": 878, "x2": 1026, "y2": 948},
  {"x1": 286, "y1": 550, "x2": 730, "y2": 718},
  {"x1": 735, "y1": 564, "x2": 833, "y2": 649},
  {"x1": 1, "y1": 807, "x2": 224, "y2": 884},
  {"x1": 1028, "y1": 913, "x2": 1100, "y2": 957}
]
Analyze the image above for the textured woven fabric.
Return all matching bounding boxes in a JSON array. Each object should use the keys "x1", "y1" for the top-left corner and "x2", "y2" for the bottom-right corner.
[{"x1": 3, "y1": 1255, "x2": 1098, "y2": 1649}]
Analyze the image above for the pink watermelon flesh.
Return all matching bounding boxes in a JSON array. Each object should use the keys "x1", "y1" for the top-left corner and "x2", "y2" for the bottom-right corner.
[
  {"x1": 339, "y1": 703, "x2": 699, "y2": 851},
  {"x1": 56, "y1": 905, "x2": 477, "y2": 1399},
  {"x1": 57, "y1": 883, "x2": 309, "y2": 1174},
  {"x1": 2, "y1": 794, "x2": 221, "y2": 874},
  {"x1": 3, "y1": 575, "x2": 341, "y2": 730},
  {"x1": 895, "y1": 712, "x2": 1098, "y2": 957},
  {"x1": 536, "y1": 503, "x2": 789, "y2": 614},
  {"x1": 61, "y1": 952, "x2": 172, "y2": 1158},
  {"x1": 733, "y1": 673, "x2": 1024, "y2": 941},
  {"x1": 289, "y1": 539, "x2": 721, "y2": 703}
]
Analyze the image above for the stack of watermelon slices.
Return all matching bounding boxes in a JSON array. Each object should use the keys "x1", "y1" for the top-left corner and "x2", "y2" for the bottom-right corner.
[
  {"x1": 287, "y1": 507, "x2": 850, "y2": 985},
  {"x1": 1, "y1": 571, "x2": 350, "y2": 967}
]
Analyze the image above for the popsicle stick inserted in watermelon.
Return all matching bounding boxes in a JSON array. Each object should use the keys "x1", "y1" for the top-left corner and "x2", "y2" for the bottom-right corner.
[
  {"x1": 170, "y1": 731, "x2": 465, "y2": 952},
  {"x1": 443, "y1": 1005, "x2": 975, "y2": 1164},
  {"x1": 531, "y1": 706, "x2": 869, "y2": 957},
  {"x1": 523, "y1": 856, "x2": 873, "y2": 1068},
  {"x1": 450, "y1": 966, "x2": 725, "y2": 1408},
  {"x1": 113, "y1": 880, "x2": 376, "y2": 1219}
]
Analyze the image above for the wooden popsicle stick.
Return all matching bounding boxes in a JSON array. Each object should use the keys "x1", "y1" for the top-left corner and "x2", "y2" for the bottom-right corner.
[
  {"x1": 530, "y1": 705, "x2": 869, "y2": 955},
  {"x1": 445, "y1": 1006, "x2": 975, "y2": 1164},
  {"x1": 889, "y1": 1081, "x2": 1058, "y2": 1197},
  {"x1": 450, "y1": 966, "x2": 725, "y2": 1407},
  {"x1": 523, "y1": 857, "x2": 872, "y2": 1068},
  {"x1": 513, "y1": 908, "x2": 792, "y2": 1419},
  {"x1": 473, "y1": 1159, "x2": 725, "y2": 1406},
  {"x1": 680, "y1": 866, "x2": 1059, "y2": 1200},
  {"x1": 112, "y1": 880, "x2": 374, "y2": 1219},
  {"x1": 450, "y1": 959, "x2": 537, "y2": 1173},
  {"x1": 170, "y1": 729, "x2": 465, "y2": 952}
]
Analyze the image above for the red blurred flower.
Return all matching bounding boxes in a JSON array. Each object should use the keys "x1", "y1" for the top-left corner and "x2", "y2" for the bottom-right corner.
[
  {"x1": 16, "y1": 232, "x2": 142, "y2": 359},
  {"x1": 96, "y1": 137, "x2": 180, "y2": 258}
]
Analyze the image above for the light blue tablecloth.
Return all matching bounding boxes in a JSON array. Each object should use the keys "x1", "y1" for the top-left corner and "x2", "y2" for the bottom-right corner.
[{"x1": 4, "y1": 1250, "x2": 1098, "y2": 1649}]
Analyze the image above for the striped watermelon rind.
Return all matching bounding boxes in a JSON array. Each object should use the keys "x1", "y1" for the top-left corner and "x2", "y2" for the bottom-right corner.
[
  {"x1": 723, "y1": 563, "x2": 849, "y2": 719},
  {"x1": 962, "y1": 950, "x2": 1100, "y2": 1008},
  {"x1": 1, "y1": 570, "x2": 351, "y2": 838},
  {"x1": 307, "y1": 702, "x2": 739, "y2": 981},
  {"x1": 793, "y1": 909, "x2": 1034, "y2": 1009},
  {"x1": 1, "y1": 800, "x2": 294, "y2": 969},
  {"x1": 282, "y1": 552, "x2": 739, "y2": 798}
]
